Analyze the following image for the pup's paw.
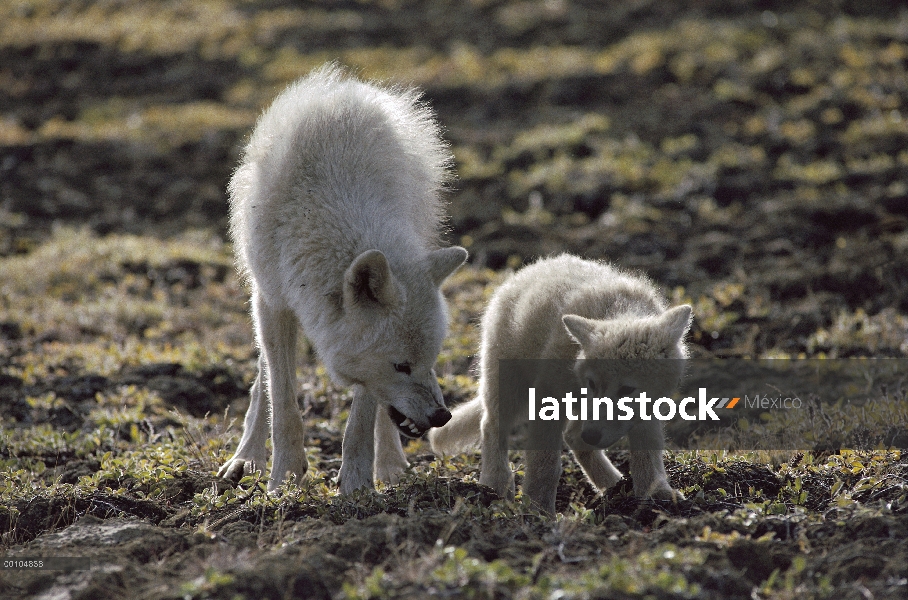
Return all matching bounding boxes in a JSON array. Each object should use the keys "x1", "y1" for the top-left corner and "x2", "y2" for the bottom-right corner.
[
  {"x1": 217, "y1": 457, "x2": 265, "y2": 483},
  {"x1": 647, "y1": 485, "x2": 685, "y2": 502},
  {"x1": 479, "y1": 469, "x2": 516, "y2": 500}
]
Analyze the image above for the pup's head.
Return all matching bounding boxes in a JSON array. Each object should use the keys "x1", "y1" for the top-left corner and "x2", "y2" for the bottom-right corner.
[
  {"x1": 328, "y1": 246, "x2": 467, "y2": 439},
  {"x1": 562, "y1": 305, "x2": 692, "y2": 448}
]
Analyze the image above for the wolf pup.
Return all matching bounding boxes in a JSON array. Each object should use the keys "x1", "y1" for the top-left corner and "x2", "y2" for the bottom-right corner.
[
  {"x1": 218, "y1": 65, "x2": 468, "y2": 494},
  {"x1": 429, "y1": 254, "x2": 690, "y2": 514}
]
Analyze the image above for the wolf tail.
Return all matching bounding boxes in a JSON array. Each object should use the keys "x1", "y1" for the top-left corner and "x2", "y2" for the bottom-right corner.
[{"x1": 429, "y1": 397, "x2": 483, "y2": 455}]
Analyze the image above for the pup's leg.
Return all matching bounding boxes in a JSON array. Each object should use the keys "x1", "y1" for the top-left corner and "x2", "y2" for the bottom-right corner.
[
  {"x1": 479, "y1": 411, "x2": 514, "y2": 498},
  {"x1": 523, "y1": 449, "x2": 561, "y2": 516},
  {"x1": 478, "y1": 364, "x2": 515, "y2": 498},
  {"x1": 628, "y1": 421, "x2": 682, "y2": 500},
  {"x1": 254, "y1": 292, "x2": 307, "y2": 491},
  {"x1": 218, "y1": 356, "x2": 270, "y2": 481},
  {"x1": 374, "y1": 406, "x2": 409, "y2": 485},
  {"x1": 563, "y1": 420, "x2": 623, "y2": 492},
  {"x1": 338, "y1": 384, "x2": 378, "y2": 494}
]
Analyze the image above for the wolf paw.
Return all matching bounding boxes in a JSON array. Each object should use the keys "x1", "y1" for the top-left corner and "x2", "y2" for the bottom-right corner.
[
  {"x1": 375, "y1": 457, "x2": 409, "y2": 485},
  {"x1": 217, "y1": 457, "x2": 265, "y2": 483},
  {"x1": 338, "y1": 461, "x2": 374, "y2": 495},
  {"x1": 268, "y1": 455, "x2": 308, "y2": 492}
]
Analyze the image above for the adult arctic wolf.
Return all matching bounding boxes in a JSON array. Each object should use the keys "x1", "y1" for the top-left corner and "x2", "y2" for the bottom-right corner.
[
  {"x1": 219, "y1": 65, "x2": 468, "y2": 494},
  {"x1": 429, "y1": 254, "x2": 690, "y2": 514}
]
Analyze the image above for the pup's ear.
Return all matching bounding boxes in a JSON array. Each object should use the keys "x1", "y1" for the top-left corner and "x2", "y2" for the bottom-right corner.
[
  {"x1": 343, "y1": 250, "x2": 401, "y2": 309},
  {"x1": 562, "y1": 314, "x2": 599, "y2": 347},
  {"x1": 659, "y1": 304, "x2": 692, "y2": 345},
  {"x1": 428, "y1": 246, "x2": 468, "y2": 286}
]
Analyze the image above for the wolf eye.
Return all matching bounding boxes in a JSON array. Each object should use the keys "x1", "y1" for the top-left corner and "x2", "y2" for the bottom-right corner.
[
  {"x1": 617, "y1": 385, "x2": 636, "y2": 397},
  {"x1": 394, "y1": 363, "x2": 411, "y2": 375}
]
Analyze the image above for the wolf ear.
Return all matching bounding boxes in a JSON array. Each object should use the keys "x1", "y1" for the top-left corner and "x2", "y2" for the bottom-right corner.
[
  {"x1": 660, "y1": 304, "x2": 692, "y2": 344},
  {"x1": 562, "y1": 314, "x2": 599, "y2": 347},
  {"x1": 343, "y1": 250, "x2": 401, "y2": 309},
  {"x1": 428, "y1": 246, "x2": 468, "y2": 286}
]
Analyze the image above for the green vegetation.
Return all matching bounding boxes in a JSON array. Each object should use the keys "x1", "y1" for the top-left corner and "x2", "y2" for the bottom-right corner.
[{"x1": 1, "y1": 231, "x2": 905, "y2": 598}]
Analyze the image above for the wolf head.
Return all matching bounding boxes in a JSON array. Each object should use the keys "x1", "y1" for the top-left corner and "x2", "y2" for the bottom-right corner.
[
  {"x1": 326, "y1": 246, "x2": 468, "y2": 439},
  {"x1": 562, "y1": 305, "x2": 692, "y2": 448}
]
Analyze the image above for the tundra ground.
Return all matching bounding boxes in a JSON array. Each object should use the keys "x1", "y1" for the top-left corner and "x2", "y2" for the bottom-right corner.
[{"x1": 1, "y1": 1, "x2": 907, "y2": 598}]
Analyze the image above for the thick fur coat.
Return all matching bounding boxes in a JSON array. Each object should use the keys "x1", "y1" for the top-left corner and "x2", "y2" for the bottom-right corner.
[
  {"x1": 430, "y1": 254, "x2": 691, "y2": 514},
  {"x1": 219, "y1": 65, "x2": 467, "y2": 493}
]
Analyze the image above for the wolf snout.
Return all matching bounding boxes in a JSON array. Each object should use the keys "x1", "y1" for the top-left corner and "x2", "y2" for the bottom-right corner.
[{"x1": 428, "y1": 407, "x2": 452, "y2": 428}]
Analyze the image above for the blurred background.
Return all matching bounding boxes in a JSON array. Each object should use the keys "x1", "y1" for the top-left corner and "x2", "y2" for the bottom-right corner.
[{"x1": 1, "y1": 0, "x2": 907, "y2": 358}]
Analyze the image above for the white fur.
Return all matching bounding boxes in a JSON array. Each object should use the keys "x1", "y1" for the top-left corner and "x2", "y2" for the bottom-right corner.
[
  {"x1": 218, "y1": 65, "x2": 467, "y2": 493},
  {"x1": 429, "y1": 254, "x2": 691, "y2": 514}
]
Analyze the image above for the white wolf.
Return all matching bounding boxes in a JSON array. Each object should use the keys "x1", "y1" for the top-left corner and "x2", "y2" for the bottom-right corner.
[
  {"x1": 218, "y1": 65, "x2": 468, "y2": 494},
  {"x1": 429, "y1": 254, "x2": 691, "y2": 514}
]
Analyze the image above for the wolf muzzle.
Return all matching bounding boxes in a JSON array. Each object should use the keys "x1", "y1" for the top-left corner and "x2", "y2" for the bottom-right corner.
[{"x1": 428, "y1": 408, "x2": 452, "y2": 428}]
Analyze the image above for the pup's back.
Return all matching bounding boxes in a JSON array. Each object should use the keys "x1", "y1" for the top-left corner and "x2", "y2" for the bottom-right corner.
[{"x1": 483, "y1": 254, "x2": 666, "y2": 361}]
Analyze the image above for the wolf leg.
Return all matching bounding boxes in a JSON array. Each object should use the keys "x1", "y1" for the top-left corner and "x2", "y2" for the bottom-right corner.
[
  {"x1": 252, "y1": 292, "x2": 307, "y2": 491},
  {"x1": 218, "y1": 356, "x2": 270, "y2": 482},
  {"x1": 374, "y1": 406, "x2": 409, "y2": 485},
  {"x1": 563, "y1": 421, "x2": 624, "y2": 492},
  {"x1": 628, "y1": 421, "x2": 682, "y2": 500},
  {"x1": 338, "y1": 384, "x2": 377, "y2": 494}
]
